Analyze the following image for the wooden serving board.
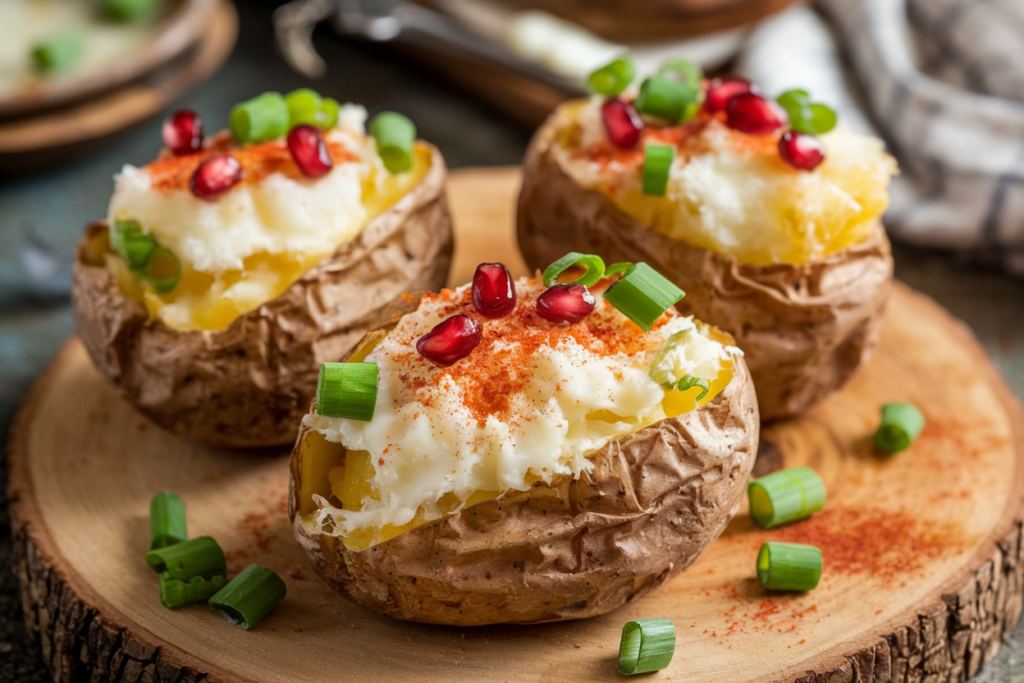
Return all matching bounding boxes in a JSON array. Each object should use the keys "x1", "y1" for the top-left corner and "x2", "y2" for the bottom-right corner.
[{"x1": 10, "y1": 168, "x2": 1024, "y2": 683}]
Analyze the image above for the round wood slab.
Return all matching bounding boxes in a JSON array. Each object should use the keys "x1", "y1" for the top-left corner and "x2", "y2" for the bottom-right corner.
[{"x1": 10, "y1": 168, "x2": 1024, "y2": 683}]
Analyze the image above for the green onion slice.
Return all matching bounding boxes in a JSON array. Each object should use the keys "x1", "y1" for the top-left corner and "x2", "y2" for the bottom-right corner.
[
  {"x1": 657, "y1": 58, "x2": 703, "y2": 87},
  {"x1": 370, "y1": 112, "x2": 416, "y2": 174},
  {"x1": 542, "y1": 252, "x2": 606, "y2": 287},
  {"x1": 605, "y1": 262, "x2": 633, "y2": 278},
  {"x1": 587, "y1": 57, "x2": 636, "y2": 97},
  {"x1": 31, "y1": 31, "x2": 84, "y2": 74},
  {"x1": 635, "y1": 76, "x2": 701, "y2": 123},
  {"x1": 777, "y1": 89, "x2": 837, "y2": 135},
  {"x1": 604, "y1": 262, "x2": 685, "y2": 331},
  {"x1": 230, "y1": 92, "x2": 290, "y2": 144},
  {"x1": 284, "y1": 88, "x2": 323, "y2": 128},
  {"x1": 142, "y1": 246, "x2": 181, "y2": 295},
  {"x1": 874, "y1": 402, "x2": 925, "y2": 454},
  {"x1": 316, "y1": 362, "x2": 379, "y2": 421},
  {"x1": 757, "y1": 542, "x2": 822, "y2": 592},
  {"x1": 320, "y1": 98, "x2": 341, "y2": 129},
  {"x1": 209, "y1": 564, "x2": 287, "y2": 630},
  {"x1": 101, "y1": 0, "x2": 158, "y2": 22},
  {"x1": 641, "y1": 144, "x2": 675, "y2": 196},
  {"x1": 618, "y1": 617, "x2": 676, "y2": 675},
  {"x1": 145, "y1": 536, "x2": 226, "y2": 581},
  {"x1": 676, "y1": 375, "x2": 709, "y2": 401},
  {"x1": 112, "y1": 219, "x2": 156, "y2": 270},
  {"x1": 149, "y1": 491, "x2": 187, "y2": 550},
  {"x1": 747, "y1": 467, "x2": 826, "y2": 529},
  {"x1": 159, "y1": 573, "x2": 226, "y2": 609}
]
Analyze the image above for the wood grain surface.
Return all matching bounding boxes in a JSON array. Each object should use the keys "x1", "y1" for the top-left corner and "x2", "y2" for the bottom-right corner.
[{"x1": 9, "y1": 168, "x2": 1024, "y2": 682}]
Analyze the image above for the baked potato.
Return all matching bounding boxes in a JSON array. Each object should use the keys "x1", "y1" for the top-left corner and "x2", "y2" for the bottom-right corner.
[
  {"x1": 289, "y1": 263, "x2": 759, "y2": 625},
  {"x1": 73, "y1": 93, "x2": 453, "y2": 447},
  {"x1": 517, "y1": 73, "x2": 897, "y2": 419}
]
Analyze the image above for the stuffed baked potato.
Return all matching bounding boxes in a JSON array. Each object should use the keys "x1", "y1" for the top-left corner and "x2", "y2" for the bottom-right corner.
[
  {"x1": 74, "y1": 92, "x2": 453, "y2": 447},
  {"x1": 517, "y1": 65, "x2": 897, "y2": 419},
  {"x1": 289, "y1": 259, "x2": 759, "y2": 625}
]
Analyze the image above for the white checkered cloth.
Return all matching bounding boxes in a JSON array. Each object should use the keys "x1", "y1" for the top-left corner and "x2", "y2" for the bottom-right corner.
[{"x1": 735, "y1": 0, "x2": 1024, "y2": 275}]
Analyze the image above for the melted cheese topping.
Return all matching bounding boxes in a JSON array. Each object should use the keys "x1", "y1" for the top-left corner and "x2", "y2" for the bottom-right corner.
[
  {"x1": 303, "y1": 277, "x2": 738, "y2": 546},
  {"x1": 553, "y1": 98, "x2": 897, "y2": 265},
  {"x1": 106, "y1": 106, "x2": 431, "y2": 331}
]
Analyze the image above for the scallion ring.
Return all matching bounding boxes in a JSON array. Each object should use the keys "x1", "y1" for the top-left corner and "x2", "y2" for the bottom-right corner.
[
  {"x1": 320, "y1": 98, "x2": 340, "y2": 129},
  {"x1": 874, "y1": 402, "x2": 925, "y2": 454},
  {"x1": 676, "y1": 375, "x2": 709, "y2": 402},
  {"x1": 101, "y1": 0, "x2": 158, "y2": 22},
  {"x1": 542, "y1": 252, "x2": 606, "y2": 288},
  {"x1": 112, "y1": 219, "x2": 156, "y2": 270},
  {"x1": 587, "y1": 57, "x2": 636, "y2": 97},
  {"x1": 31, "y1": 31, "x2": 84, "y2": 74},
  {"x1": 159, "y1": 573, "x2": 226, "y2": 609},
  {"x1": 370, "y1": 112, "x2": 416, "y2": 174},
  {"x1": 209, "y1": 564, "x2": 287, "y2": 630},
  {"x1": 284, "y1": 88, "x2": 323, "y2": 128},
  {"x1": 747, "y1": 467, "x2": 826, "y2": 529},
  {"x1": 777, "y1": 89, "x2": 837, "y2": 135},
  {"x1": 316, "y1": 362, "x2": 379, "y2": 421},
  {"x1": 657, "y1": 58, "x2": 702, "y2": 87},
  {"x1": 641, "y1": 144, "x2": 675, "y2": 196},
  {"x1": 230, "y1": 92, "x2": 289, "y2": 144},
  {"x1": 604, "y1": 263, "x2": 685, "y2": 331},
  {"x1": 635, "y1": 76, "x2": 700, "y2": 123},
  {"x1": 145, "y1": 536, "x2": 226, "y2": 581},
  {"x1": 757, "y1": 542, "x2": 822, "y2": 592},
  {"x1": 605, "y1": 262, "x2": 633, "y2": 278},
  {"x1": 143, "y1": 246, "x2": 181, "y2": 295},
  {"x1": 618, "y1": 617, "x2": 676, "y2": 675},
  {"x1": 149, "y1": 491, "x2": 187, "y2": 550}
]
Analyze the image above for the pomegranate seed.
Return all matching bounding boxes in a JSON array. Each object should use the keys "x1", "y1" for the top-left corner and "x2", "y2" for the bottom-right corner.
[
  {"x1": 704, "y1": 77, "x2": 754, "y2": 114},
  {"x1": 725, "y1": 93, "x2": 788, "y2": 135},
  {"x1": 287, "y1": 125, "x2": 333, "y2": 178},
  {"x1": 162, "y1": 109, "x2": 203, "y2": 155},
  {"x1": 472, "y1": 263, "x2": 516, "y2": 318},
  {"x1": 778, "y1": 130, "x2": 825, "y2": 171},
  {"x1": 601, "y1": 98, "x2": 644, "y2": 149},
  {"x1": 536, "y1": 284, "x2": 596, "y2": 324},
  {"x1": 189, "y1": 155, "x2": 242, "y2": 201},
  {"x1": 416, "y1": 315, "x2": 483, "y2": 366}
]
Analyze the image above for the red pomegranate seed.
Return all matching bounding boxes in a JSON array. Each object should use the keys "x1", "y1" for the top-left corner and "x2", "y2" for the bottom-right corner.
[
  {"x1": 704, "y1": 77, "x2": 754, "y2": 114},
  {"x1": 416, "y1": 315, "x2": 483, "y2": 366},
  {"x1": 162, "y1": 109, "x2": 203, "y2": 156},
  {"x1": 778, "y1": 130, "x2": 825, "y2": 171},
  {"x1": 287, "y1": 125, "x2": 333, "y2": 178},
  {"x1": 536, "y1": 284, "x2": 596, "y2": 324},
  {"x1": 601, "y1": 97, "x2": 644, "y2": 149},
  {"x1": 472, "y1": 263, "x2": 516, "y2": 318},
  {"x1": 189, "y1": 155, "x2": 242, "y2": 201},
  {"x1": 725, "y1": 93, "x2": 788, "y2": 135}
]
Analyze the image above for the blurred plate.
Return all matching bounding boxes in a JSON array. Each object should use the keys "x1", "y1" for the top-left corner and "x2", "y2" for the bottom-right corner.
[
  {"x1": 0, "y1": 0, "x2": 218, "y2": 120},
  {"x1": 0, "y1": 0, "x2": 237, "y2": 175}
]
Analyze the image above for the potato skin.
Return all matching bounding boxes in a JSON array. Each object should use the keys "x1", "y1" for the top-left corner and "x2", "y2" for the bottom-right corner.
[
  {"x1": 517, "y1": 112, "x2": 893, "y2": 420},
  {"x1": 289, "y1": 340, "x2": 759, "y2": 626},
  {"x1": 72, "y1": 144, "x2": 453, "y2": 448}
]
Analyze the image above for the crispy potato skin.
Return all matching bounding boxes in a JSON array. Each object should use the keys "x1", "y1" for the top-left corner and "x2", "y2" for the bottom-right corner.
[
  {"x1": 73, "y1": 145, "x2": 453, "y2": 448},
  {"x1": 289, "y1": 339, "x2": 759, "y2": 626},
  {"x1": 516, "y1": 114, "x2": 893, "y2": 420}
]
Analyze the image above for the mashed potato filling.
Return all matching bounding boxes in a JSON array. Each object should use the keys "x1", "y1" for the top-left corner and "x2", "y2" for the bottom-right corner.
[
  {"x1": 106, "y1": 105, "x2": 431, "y2": 331},
  {"x1": 303, "y1": 277, "x2": 739, "y2": 549},
  {"x1": 553, "y1": 98, "x2": 897, "y2": 265}
]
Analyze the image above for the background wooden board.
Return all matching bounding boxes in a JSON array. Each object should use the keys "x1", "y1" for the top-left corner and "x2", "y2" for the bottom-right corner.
[{"x1": 9, "y1": 168, "x2": 1024, "y2": 682}]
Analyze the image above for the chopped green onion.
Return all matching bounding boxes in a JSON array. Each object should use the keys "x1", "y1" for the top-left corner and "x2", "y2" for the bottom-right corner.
[
  {"x1": 676, "y1": 375, "x2": 709, "y2": 401},
  {"x1": 641, "y1": 144, "x2": 675, "y2": 196},
  {"x1": 587, "y1": 57, "x2": 636, "y2": 97},
  {"x1": 230, "y1": 92, "x2": 289, "y2": 144},
  {"x1": 112, "y1": 219, "x2": 156, "y2": 270},
  {"x1": 316, "y1": 362, "x2": 379, "y2": 421},
  {"x1": 320, "y1": 98, "x2": 340, "y2": 129},
  {"x1": 31, "y1": 31, "x2": 84, "y2": 74},
  {"x1": 747, "y1": 467, "x2": 826, "y2": 529},
  {"x1": 542, "y1": 252, "x2": 606, "y2": 287},
  {"x1": 101, "y1": 0, "x2": 158, "y2": 22},
  {"x1": 777, "y1": 89, "x2": 837, "y2": 135},
  {"x1": 145, "y1": 536, "x2": 226, "y2": 581},
  {"x1": 657, "y1": 58, "x2": 702, "y2": 87},
  {"x1": 149, "y1": 491, "x2": 187, "y2": 550},
  {"x1": 604, "y1": 262, "x2": 685, "y2": 331},
  {"x1": 757, "y1": 542, "x2": 822, "y2": 592},
  {"x1": 159, "y1": 573, "x2": 226, "y2": 609},
  {"x1": 142, "y1": 246, "x2": 181, "y2": 295},
  {"x1": 874, "y1": 402, "x2": 925, "y2": 454},
  {"x1": 605, "y1": 262, "x2": 632, "y2": 278},
  {"x1": 618, "y1": 617, "x2": 676, "y2": 675},
  {"x1": 209, "y1": 564, "x2": 287, "y2": 630},
  {"x1": 370, "y1": 112, "x2": 416, "y2": 174},
  {"x1": 284, "y1": 88, "x2": 323, "y2": 128},
  {"x1": 649, "y1": 330, "x2": 688, "y2": 386},
  {"x1": 635, "y1": 76, "x2": 700, "y2": 123}
]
